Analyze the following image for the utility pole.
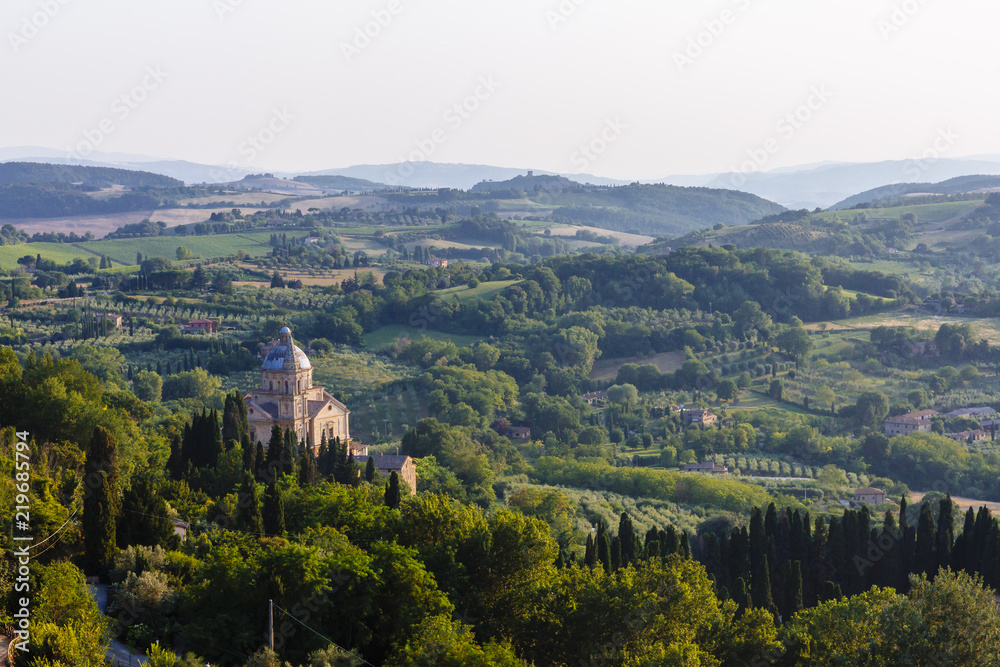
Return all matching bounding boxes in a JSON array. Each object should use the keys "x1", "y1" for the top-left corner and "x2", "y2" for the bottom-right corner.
[{"x1": 269, "y1": 599, "x2": 274, "y2": 652}]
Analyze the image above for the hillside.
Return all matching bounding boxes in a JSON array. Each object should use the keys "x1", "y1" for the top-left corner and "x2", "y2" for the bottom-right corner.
[
  {"x1": 470, "y1": 173, "x2": 583, "y2": 193},
  {"x1": 546, "y1": 183, "x2": 785, "y2": 237},
  {"x1": 832, "y1": 174, "x2": 1000, "y2": 209},
  {"x1": 0, "y1": 161, "x2": 182, "y2": 188},
  {"x1": 293, "y1": 174, "x2": 386, "y2": 192}
]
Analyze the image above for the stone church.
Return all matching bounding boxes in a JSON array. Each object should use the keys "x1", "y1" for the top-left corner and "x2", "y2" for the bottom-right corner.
[{"x1": 245, "y1": 326, "x2": 350, "y2": 450}]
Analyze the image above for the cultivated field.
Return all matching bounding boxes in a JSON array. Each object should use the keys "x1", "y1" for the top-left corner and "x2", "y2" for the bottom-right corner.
[
  {"x1": 5, "y1": 207, "x2": 267, "y2": 237},
  {"x1": 589, "y1": 350, "x2": 686, "y2": 381},
  {"x1": 81, "y1": 230, "x2": 306, "y2": 264},
  {"x1": 363, "y1": 325, "x2": 486, "y2": 350},
  {"x1": 0, "y1": 242, "x2": 95, "y2": 269},
  {"x1": 546, "y1": 224, "x2": 655, "y2": 248},
  {"x1": 435, "y1": 279, "x2": 518, "y2": 301}
]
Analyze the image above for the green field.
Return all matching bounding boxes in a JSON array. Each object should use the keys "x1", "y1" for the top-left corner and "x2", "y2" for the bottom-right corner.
[
  {"x1": 435, "y1": 280, "x2": 517, "y2": 301},
  {"x1": 363, "y1": 325, "x2": 485, "y2": 350},
  {"x1": 0, "y1": 242, "x2": 96, "y2": 270},
  {"x1": 80, "y1": 231, "x2": 308, "y2": 264},
  {"x1": 814, "y1": 200, "x2": 981, "y2": 224}
]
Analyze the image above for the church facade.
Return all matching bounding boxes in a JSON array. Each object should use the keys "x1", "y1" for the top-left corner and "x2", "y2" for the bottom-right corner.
[{"x1": 245, "y1": 326, "x2": 350, "y2": 450}]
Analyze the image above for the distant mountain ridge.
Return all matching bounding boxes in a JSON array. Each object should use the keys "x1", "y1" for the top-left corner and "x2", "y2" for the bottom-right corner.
[{"x1": 701, "y1": 159, "x2": 1000, "y2": 209}]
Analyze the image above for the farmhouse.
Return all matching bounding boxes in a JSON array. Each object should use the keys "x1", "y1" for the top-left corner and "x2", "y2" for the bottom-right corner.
[
  {"x1": 883, "y1": 409, "x2": 938, "y2": 436},
  {"x1": 947, "y1": 429, "x2": 989, "y2": 444},
  {"x1": 95, "y1": 313, "x2": 123, "y2": 328},
  {"x1": 426, "y1": 257, "x2": 448, "y2": 268},
  {"x1": 854, "y1": 487, "x2": 886, "y2": 505},
  {"x1": 244, "y1": 326, "x2": 351, "y2": 451},
  {"x1": 508, "y1": 426, "x2": 532, "y2": 440},
  {"x1": 683, "y1": 409, "x2": 718, "y2": 427},
  {"x1": 370, "y1": 454, "x2": 417, "y2": 494},
  {"x1": 582, "y1": 390, "x2": 607, "y2": 405},
  {"x1": 182, "y1": 318, "x2": 218, "y2": 334}
]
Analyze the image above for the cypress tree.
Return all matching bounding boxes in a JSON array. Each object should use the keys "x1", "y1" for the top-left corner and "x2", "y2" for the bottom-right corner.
[
  {"x1": 264, "y1": 425, "x2": 283, "y2": 481},
  {"x1": 752, "y1": 554, "x2": 777, "y2": 618},
  {"x1": 915, "y1": 501, "x2": 937, "y2": 577},
  {"x1": 365, "y1": 456, "x2": 375, "y2": 483},
  {"x1": 317, "y1": 433, "x2": 329, "y2": 478},
  {"x1": 117, "y1": 476, "x2": 173, "y2": 549},
  {"x1": 644, "y1": 527, "x2": 660, "y2": 561},
  {"x1": 254, "y1": 441, "x2": 266, "y2": 482},
  {"x1": 262, "y1": 481, "x2": 284, "y2": 535},
  {"x1": 680, "y1": 531, "x2": 691, "y2": 559},
  {"x1": 584, "y1": 533, "x2": 597, "y2": 569},
  {"x1": 241, "y1": 434, "x2": 255, "y2": 472},
  {"x1": 954, "y1": 507, "x2": 976, "y2": 574},
  {"x1": 240, "y1": 474, "x2": 263, "y2": 534},
  {"x1": 936, "y1": 494, "x2": 955, "y2": 572},
  {"x1": 610, "y1": 536, "x2": 622, "y2": 571},
  {"x1": 385, "y1": 471, "x2": 402, "y2": 509},
  {"x1": 298, "y1": 445, "x2": 317, "y2": 487},
  {"x1": 618, "y1": 512, "x2": 635, "y2": 567},
  {"x1": 83, "y1": 427, "x2": 119, "y2": 576},
  {"x1": 784, "y1": 560, "x2": 804, "y2": 621},
  {"x1": 597, "y1": 530, "x2": 612, "y2": 574}
]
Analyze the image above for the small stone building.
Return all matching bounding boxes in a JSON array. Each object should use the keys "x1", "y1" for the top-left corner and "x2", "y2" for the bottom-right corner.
[{"x1": 371, "y1": 454, "x2": 417, "y2": 495}]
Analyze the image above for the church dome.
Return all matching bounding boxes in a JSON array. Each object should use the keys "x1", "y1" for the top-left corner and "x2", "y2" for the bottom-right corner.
[{"x1": 262, "y1": 326, "x2": 312, "y2": 370}]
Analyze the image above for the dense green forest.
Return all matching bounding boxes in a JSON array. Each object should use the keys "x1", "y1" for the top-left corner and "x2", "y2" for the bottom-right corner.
[{"x1": 6, "y1": 174, "x2": 1000, "y2": 665}]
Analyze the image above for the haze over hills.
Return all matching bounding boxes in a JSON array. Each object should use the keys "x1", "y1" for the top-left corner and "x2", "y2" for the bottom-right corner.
[
  {"x1": 6, "y1": 145, "x2": 1000, "y2": 212},
  {"x1": 297, "y1": 162, "x2": 628, "y2": 190},
  {"x1": 701, "y1": 158, "x2": 1000, "y2": 209}
]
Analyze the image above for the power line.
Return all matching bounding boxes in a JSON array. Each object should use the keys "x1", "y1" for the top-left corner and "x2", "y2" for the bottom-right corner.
[{"x1": 271, "y1": 601, "x2": 375, "y2": 667}]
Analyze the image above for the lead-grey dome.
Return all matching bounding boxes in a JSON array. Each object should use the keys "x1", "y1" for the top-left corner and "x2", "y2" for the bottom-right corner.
[{"x1": 262, "y1": 326, "x2": 312, "y2": 370}]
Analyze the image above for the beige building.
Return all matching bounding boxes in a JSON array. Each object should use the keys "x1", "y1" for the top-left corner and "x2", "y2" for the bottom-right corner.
[
  {"x1": 883, "y1": 409, "x2": 937, "y2": 436},
  {"x1": 855, "y1": 487, "x2": 886, "y2": 505},
  {"x1": 245, "y1": 326, "x2": 350, "y2": 450}
]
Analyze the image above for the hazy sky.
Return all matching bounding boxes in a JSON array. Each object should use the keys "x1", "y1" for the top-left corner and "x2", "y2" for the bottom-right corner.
[{"x1": 3, "y1": 0, "x2": 998, "y2": 179}]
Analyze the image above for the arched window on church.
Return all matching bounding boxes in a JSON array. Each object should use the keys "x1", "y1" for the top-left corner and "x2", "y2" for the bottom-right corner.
[
  {"x1": 285, "y1": 381, "x2": 289, "y2": 393},
  {"x1": 269, "y1": 380, "x2": 273, "y2": 391}
]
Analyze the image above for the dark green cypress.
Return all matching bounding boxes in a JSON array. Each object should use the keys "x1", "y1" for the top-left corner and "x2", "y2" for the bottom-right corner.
[
  {"x1": 584, "y1": 533, "x2": 597, "y2": 569},
  {"x1": 117, "y1": 476, "x2": 173, "y2": 549},
  {"x1": 365, "y1": 456, "x2": 375, "y2": 483},
  {"x1": 241, "y1": 434, "x2": 255, "y2": 472},
  {"x1": 954, "y1": 507, "x2": 976, "y2": 574},
  {"x1": 936, "y1": 494, "x2": 955, "y2": 572},
  {"x1": 240, "y1": 474, "x2": 263, "y2": 534},
  {"x1": 83, "y1": 427, "x2": 119, "y2": 576},
  {"x1": 262, "y1": 480, "x2": 284, "y2": 535},
  {"x1": 597, "y1": 530, "x2": 612, "y2": 574},
  {"x1": 915, "y1": 501, "x2": 937, "y2": 577},
  {"x1": 385, "y1": 471, "x2": 402, "y2": 510},
  {"x1": 618, "y1": 512, "x2": 635, "y2": 567},
  {"x1": 298, "y1": 445, "x2": 316, "y2": 487},
  {"x1": 784, "y1": 560, "x2": 804, "y2": 621}
]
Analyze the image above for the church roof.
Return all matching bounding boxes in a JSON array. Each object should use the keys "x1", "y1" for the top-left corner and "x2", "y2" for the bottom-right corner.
[{"x1": 262, "y1": 326, "x2": 312, "y2": 370}]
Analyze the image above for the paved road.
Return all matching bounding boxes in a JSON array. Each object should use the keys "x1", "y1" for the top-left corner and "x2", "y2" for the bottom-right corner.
[{"x1": 89, "y1": 584, "x2": 148, "y2": 666}]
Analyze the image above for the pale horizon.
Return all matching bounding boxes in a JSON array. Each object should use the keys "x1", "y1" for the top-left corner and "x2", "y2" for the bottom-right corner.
[{"x1": 4, "y1": 0, "x2": 998, "y2": 180}]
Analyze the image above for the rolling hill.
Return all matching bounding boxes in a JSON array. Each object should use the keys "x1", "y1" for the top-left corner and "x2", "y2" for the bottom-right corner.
[{"x1": 831, "y1": 174, "x2": 1000, "y2": 209}]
